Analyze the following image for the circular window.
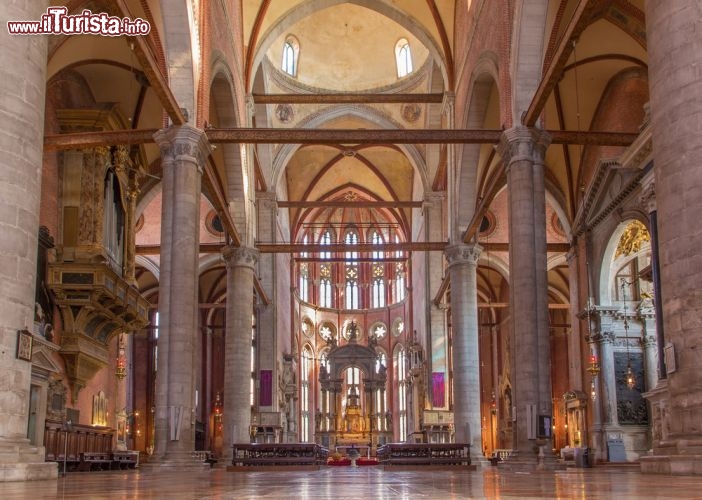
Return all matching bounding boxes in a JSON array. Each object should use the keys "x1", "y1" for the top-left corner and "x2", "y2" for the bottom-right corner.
[
  {"x1": 205, "y1": 210, "x2": 224, "y2": 236},
  {"x1": 135, "y1": 214, "x2": 144, "y2": 233},
  {"x1": 319, "y1": 322, "x2": 337, "y2": 342},
  {"x1": 369, "y1": 322, "x2": 388, "y2": 340},
  {"x1": 301, "y1": 317, "x2": 314, "y2": 338},
  {"x1": 551, "y1": 212, "x2": 566, "y2": 238},
  {"x1": 392, "y1": 318, "x2": 405, "y2": 337},
  {"x1": 341, "y1": 320, "x2": 362, "y2": 341},
  {"x1": 479, "y1": 210, "x2": 496, "y2": 237}
]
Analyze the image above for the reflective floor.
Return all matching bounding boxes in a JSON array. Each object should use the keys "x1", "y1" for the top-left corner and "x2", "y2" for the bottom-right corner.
[{"x1": 4, "y1": 465, "x2": 702, "y2": 499}]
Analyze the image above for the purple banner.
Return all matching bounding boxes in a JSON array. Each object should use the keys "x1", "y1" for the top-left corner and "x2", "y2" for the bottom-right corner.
[
  {"x1": 260, "y1": 370, "x2": 272, "y2": 406},
  {"x1": 432, "y1": 372, "x2": 445, "y2": 408}
]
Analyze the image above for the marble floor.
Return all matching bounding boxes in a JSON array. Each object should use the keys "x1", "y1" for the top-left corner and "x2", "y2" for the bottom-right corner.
[{"x1": 3, "y1": 465, "x2": 702, "y2": 499}]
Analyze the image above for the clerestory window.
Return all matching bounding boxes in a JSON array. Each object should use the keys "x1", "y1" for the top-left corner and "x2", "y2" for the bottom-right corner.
[
  {"x1": 395, "y1": 38, "x2": 413, "y2": 78},
  {"x1": 282, "y1": 35, "x2": 299, "y2": 77}
]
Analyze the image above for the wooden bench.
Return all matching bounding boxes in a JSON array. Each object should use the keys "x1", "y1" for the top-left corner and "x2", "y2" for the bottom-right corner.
[
  {"x1": 230, "y1": 443, "x2": 329, "y2": 470},
  {"x1": 191, "y1": 450, "x2": 218, "y2": 467},
  {"x1": 112, "y1": 451, "x2": 139, "y2": 469},
  {"x1": 78, "y1": 452, "x2": 113, "y2": 471},
  {"x1": 377, "y1": 443, "x2": 471, "y2": 468}
]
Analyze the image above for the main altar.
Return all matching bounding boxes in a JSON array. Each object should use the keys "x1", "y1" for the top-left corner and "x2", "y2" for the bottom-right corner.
[{"x1": 315, "y1": 321, "x2": 391, "y2": 451}]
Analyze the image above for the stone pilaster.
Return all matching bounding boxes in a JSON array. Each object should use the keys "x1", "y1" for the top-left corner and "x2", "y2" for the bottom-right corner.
[
  {"x1": 639, "y1": 172, "x2": 666, "y2": 380},
  {"x1": 566, "y1": 244, "x2": 584, "y2": 393},
  {"x1": 151, "y1": 125, "x2": 210, "y2": 465},
  {"x1": 424, "y1": 192, "x2": 448, "y2": 409},
  {"x1": 441, "y1": 93, "x2": 458, "y2": 241},
  {"x1": 642, "y1": 0, "x2": 702, "y2": 475},
  {"x1": 445, "y1": 243, "x2": 484, "y2": 464},
  {"x1": 0, "y1": 0, "x2": 58, "y2": 481},
  {"x1": 255, "y1": 192, "x2": 278, "y2": 413},
  {"x1": 497, "y1": 126, "x2": 554, "y2": 466},
  {"x1": 222, "y1": 246, "x2": 258, "y2": 459}
]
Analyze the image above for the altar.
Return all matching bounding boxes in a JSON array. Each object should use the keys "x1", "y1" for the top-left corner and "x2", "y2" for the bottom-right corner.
[
  {"x1": 315, "y1": 321, "x2": 392, "y2": 451},
  {"x1": 335, "y1": 445, "x2": 371, "y2": 458}
]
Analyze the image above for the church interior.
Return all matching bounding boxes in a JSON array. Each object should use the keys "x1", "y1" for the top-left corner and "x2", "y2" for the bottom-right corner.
[{"x1": 2, "y1": 0, "x2": 702, "y2": 490}]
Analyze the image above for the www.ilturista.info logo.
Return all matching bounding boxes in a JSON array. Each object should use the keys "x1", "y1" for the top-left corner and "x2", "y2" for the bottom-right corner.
[{"x1": 7, "y1": 7, "x2": 150, "y2": 36}]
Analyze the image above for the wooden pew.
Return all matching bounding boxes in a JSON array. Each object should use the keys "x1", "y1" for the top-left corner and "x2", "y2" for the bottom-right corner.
[
  {"x1": 376, "y1": 443, "x2": 472, "y2": 469},
  {"x1": 112, "y1": 451, "x2": 140, "y2": 469},
  {"x1": 78, "y1": 452, "x2": 113, "y2": 471},
  {"x1": 229, "y1": 443, "x2": 329, "y2": 470}
]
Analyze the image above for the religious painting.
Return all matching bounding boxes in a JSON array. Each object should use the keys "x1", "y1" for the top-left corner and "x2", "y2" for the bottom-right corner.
[
  {"x1": 16, "y1": 329, "x2": 33, "y2": 361},
  {"x1": 432, "y1": 372, "x2": 445, "y2": 408},
  {"x1": 117, "y1": 419, "x2": 126, "y2": 443},
  {"x1": 260, "y1": 370, "x2": 272, "y2": 406}
]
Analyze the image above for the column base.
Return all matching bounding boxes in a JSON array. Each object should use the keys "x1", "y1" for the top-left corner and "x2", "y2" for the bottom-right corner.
[
  {"x1": 470, "y1": 451, "x2": 491, "y2": 468},
  {"x1": 498, "y1": 449, "x2": 566, "y2": 472},
  {"x1": 641, "y1": 454, "x2": 702, "y2": 475},
  {"x1": 140, "y1": 451, "x2": 212, "y2": 472},
  {"x1": 0, "y1": 440, "x2": 58, "y2": 481}
]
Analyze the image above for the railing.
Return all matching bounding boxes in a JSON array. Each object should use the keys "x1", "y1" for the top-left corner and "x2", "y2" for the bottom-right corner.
[
  {"x1": 232, "y1": 443, "x2": 329, "y2": 467},
  {"x1": 490, "y1": 448, "x2": 513, "y2": 465},
  {"x1": 376, "y1": 443, "x2": 470, "y2": 466}
]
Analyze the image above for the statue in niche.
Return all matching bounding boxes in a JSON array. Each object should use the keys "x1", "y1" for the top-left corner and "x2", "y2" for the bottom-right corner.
[
  {"x1": 47, "y1": 377, "x2": 67, "y2": 421},
  {"x1": 347, "y1": 321, "x2": 359, "y2": 342},
  {"x1": 343, "y1": 385, "x2": 364, "y2": 433},
  {"x1": 503, "y1": 386, "x2": 512, "y2": 421}
]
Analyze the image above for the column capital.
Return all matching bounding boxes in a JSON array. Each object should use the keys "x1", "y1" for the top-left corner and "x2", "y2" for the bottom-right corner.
[
  {"x1": 222, "y1": 245, "x2": 259, "y2": 270},
  {"x1": 256, "y1": 191, "x2": 279, "y2": 212},
  {"x1": 445, "y1": 243, "x2": 482, "y2": 267},
  {"x1": 441, "y1": 92, "x2": 456, "y2": 117},
  {"x1": 422, "y1": 191, "x2": 445, "y2": 210},
  {"x1": 497, "y1": 126, "x2": 551, "y2": 169},
  {"x1": 246, "y1": 94, "x2": 256, "y2": 123},
  {"x1": 566, "y1": 244, "x2": 578, "y2": 264},
  {"x1": 153, "y1": 124, "x2": 211, "y2": 171}
]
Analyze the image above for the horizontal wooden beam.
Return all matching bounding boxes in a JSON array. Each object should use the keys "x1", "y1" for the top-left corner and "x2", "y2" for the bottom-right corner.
[
  {"x1": 294, "y1": 257, "x2": 408, "y2": 263},
  {"x1": 44, "y1": 129, "x2": 158, "y2": 151},
  {"x1": 136, "y1": 243, "x2": 225, "y2": 255},
  {"x1": 135, "y1": 241, "x2": 571, "y2": 256},
  {"x1": 278, "y1": 200, "x2": 423, "y2": 208},
  {"x1": 255, "y1": 242, "x2": 447, "y2": 253},
  {"x1": 44, "y1": 128, "x2": 639, "y2": 151},
  {"x1": 477, "y1": 302, "x2": 570, "y2": 309},
  {"x1": 206, "y1": 128, "x2": 504, "y2": 145},
  {"x1": 252, "y1": 93, "x2": 445, "y2": 104}
]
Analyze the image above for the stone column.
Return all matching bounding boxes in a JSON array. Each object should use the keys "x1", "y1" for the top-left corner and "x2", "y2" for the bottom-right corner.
[
  {"x1": 255, "y1": 192, "x2": 278, "y2": 414},
  {"x1": 445, "y1": 243, "x2": 484, "y2": 463},
  {"x1": 114, "y1": 334, "x2": 129, "y2": 452},
  {"x1": 639, "y1": 172, "x2": 666, "y2": 380},
  {"x1": 642, "y1": 0, "x2": 702, "y2": 474},
  {"x1": 424, "y1": 192, "x2": 448, "y2": 408},
  {"x1": 152, "y1": 125, "x2": 210, "y2": 463},
  {"x1": 595, "y1": 329, "x2": 617, "y2": 427},
  {"x1": 221, "y1": 246, "x2": 258, "y2": 458},
  {"x1": 566, "y1": 245, "x2": 584, "y2": 393},
  {"x1": 0, "y1": 0, "x2": 58, "y2": 481},
  {"x1": 497, "y1": 127, "x2": 553, "y2": 464}
]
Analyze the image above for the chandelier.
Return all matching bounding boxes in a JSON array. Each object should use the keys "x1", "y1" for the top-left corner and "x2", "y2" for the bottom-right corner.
[
  {"x1": 584, "y1": 262, "x2": 599, "y2": 401},
  {"x1": 620, "y1": 278, "x2": 636, "y2": 390},
  {"x1": 116, "y1": 334, "x2": 127, "y2": 380}
]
